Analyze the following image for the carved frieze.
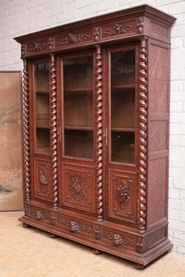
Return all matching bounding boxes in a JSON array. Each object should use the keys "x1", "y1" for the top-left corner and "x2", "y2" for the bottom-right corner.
[
  {"x1": 102, "y1": 19, "x2": 136, "y2": 39},
  {"x1": 27, "y1": 40, "x2": 48, "y2": 53},
  {"x1": 55, "y1": 31, "x2": 91, "y2": 48}
]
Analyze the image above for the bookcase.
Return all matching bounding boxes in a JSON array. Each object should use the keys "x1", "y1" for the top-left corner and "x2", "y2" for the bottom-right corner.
[{"x1": 15, "y1": 5, "x2": 176, "y2": 268}]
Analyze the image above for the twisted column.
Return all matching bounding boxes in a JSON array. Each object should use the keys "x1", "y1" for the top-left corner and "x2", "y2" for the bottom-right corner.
[
  {"x1": 96, "y1": 45, "x2": 103, "y2": 221},
  {"x1": 22, "y1": 59, "x2": 31, "y2": 202},
  {"x1": 139, "y1": 39, "x2": 148, "y2": 233},
  {"x1": 50, "y1": 54, "x2": 58, "y2": 209}
]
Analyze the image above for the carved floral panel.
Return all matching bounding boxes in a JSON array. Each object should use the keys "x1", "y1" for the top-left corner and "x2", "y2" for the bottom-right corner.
[
  {"x1": 34, "y1": 159, "x2": 52, "y2": 202},
  {"x1": 108, "y1": 169, "x2": 137, "y2": 224}
]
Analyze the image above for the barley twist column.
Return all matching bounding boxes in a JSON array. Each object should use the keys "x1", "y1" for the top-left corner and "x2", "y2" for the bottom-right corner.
[
  {"x1": 96, "y1": 45, "x2": 103, "y2": 221},
  {"x1": 50, "y1": 54, "x2": 58, "y2": 209},
  {"x1": 22, "y1": 59, "x2": 31, "y2": 202},
  {"x1": 139, "y1": 39, "x2": 148, "y2": 233}
]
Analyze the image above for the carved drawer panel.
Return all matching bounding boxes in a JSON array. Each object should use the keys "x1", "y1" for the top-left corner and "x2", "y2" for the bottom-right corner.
[
  {"x1": 62, "y1": 163, "x2": 96, "y2": 214},
  {"x1": 102, "y1": 226, "x2": 135, "y2": 251},
  {"x1": 34, "y1": 159, "x2": 52, "y2": 202},
  {"x1": 108, "y1": 169, "x2": 137, "y2": 224},
  {"x1": 56, "y1": 214, "x2": 94, "y2": 239},
  {"x1": 24, "y1": 204, "x2": 52, "y2": 225}
]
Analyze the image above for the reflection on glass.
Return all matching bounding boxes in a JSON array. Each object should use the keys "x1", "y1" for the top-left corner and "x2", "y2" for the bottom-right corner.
[
  {"x1": 34, "y1": 62, "x2": 50, "y2": 155},
  {"x1": 111, "y1": 50, "x2": 135, "y2": 164},
  {"x1": 63, "y1": 56, "x2": 93, "y2": 159}
]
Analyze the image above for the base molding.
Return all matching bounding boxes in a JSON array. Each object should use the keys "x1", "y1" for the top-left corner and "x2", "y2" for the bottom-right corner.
[{"x1": 18, "y1": 203, "x2": 173, "y2": 268}]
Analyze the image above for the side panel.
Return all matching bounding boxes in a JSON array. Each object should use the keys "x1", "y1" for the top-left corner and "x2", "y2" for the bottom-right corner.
[{"x1": 147, "y1": 40, "x2": 170, "y2": 230}]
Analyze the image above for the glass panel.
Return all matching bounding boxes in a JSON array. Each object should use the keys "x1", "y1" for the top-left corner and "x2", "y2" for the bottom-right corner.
[
  {"x1": 63, "y1": 56, "x2": 93, "y2": 159},
  {"x1": 34, "y1": 62, "x2": 50, "y2": 155},
  {"x1": 111, "y1": 50, "x2": 135, "y2": 164}
]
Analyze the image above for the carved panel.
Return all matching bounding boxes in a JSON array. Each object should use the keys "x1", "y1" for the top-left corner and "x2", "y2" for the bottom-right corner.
[
  {"x1": 55, "y1": 28, "x2": 92, "y2": 49},
  {"x1": 26, "y1": 205, "x2": 51, "y2": 224},
  {"x1": 109, "y1": 170, "x2": 137, "y2": 224},
  {"x1": 149, "y1": 44, "x2": 169, "y2": 114},
  {"x1": 102, "y1": 228, "x2": 135, "y2": 250},
  {"x1": 102, "y1": 19, "x2": 136, "y2": 39},
  {"x1": 57, "y1": 215, "x2": 94, "y2": 237},
  {"x1": 34, "y1": 159, "x2": 52, "y2": 202},
  {"x1": 148, "y1": 158, "x2": 167, "y2": 227},
  {"x1": 62, "y1": 164, "x2": 96, "y2": 213},
  {"x1": 150, "y1": 121, "x2": 167, "y2": 152},
  {"x1": 26, "y1": 38, "x2": 54, "y2": 55}
]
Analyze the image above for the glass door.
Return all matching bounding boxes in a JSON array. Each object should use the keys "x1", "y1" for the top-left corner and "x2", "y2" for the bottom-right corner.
[
  {"x1": 110, "y1": 49, "x2": 136, "y2": 164},
  {"x1": 63, "y1": 55, "x2": 94, "y2": 159},
  {"x1": 34, "y1": 61, "x2": 50, "y2": 155}
]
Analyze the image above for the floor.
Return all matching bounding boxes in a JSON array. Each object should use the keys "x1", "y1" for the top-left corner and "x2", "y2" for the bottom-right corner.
[{"x1": 1, "y1": 211, "x2": 185, "y2": 277}]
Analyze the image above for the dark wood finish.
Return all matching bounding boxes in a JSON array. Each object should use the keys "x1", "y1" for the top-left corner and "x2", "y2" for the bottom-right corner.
[{"x1": 14, "y1": 5, "x2": 176, "y2": 268}]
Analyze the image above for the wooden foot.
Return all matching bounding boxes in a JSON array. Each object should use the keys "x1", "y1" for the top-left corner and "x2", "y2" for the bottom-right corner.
[
  {"x1": 92, "y1": 249, "x2": 102, "y2": 255},
  {"x1": 23, "y1": 223, "x2": 30, "y2": 228},
  {"x1": 134, "y1": 263, "x2": 145, "y2": 270},
  {"x1": 49, "y1": 233, "x2": 57, "y2": 238}
]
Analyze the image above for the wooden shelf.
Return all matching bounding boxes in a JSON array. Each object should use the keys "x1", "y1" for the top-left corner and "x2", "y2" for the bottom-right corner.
[
  {"x1": 111, "y1": 84, "x2": 135, "y2": 91},
  {"x1": 64, "y1": 125, "x2": 93, "y2": 131},
  {"x1": 36, "y1": 125, "x2": 50, "y2": 129},
  {"x1": 36, "y1": 91, "x2": 49, "y2": 95},
  {"x1": 111, "y1": 127, "x2": 135, "y2": 132},
  {"x1": 64, "y1": 88, "x2": 93, "y2": 94}
]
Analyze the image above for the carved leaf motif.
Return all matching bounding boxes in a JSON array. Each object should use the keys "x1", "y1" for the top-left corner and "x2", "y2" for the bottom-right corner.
[
  {"x1": 57, "y1": 32, "x2": 91, "y2": 46},
  {"x1": 116, "y1": 180, "x2": 130, "y2": 209},
  {"x1": 104, "y1": 23, "x2": 135, "y2": 36}
]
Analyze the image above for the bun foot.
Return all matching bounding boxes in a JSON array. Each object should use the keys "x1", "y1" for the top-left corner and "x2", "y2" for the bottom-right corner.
[
  {"x1": 50, "y1": 233, "x2": 57, "y2": 238},
  {"x1": 92, "y1": 249, "x2": 102, "y2": 255},
  {"x1": 23, "y1": 223, "x2": 30, "y2": 228},
  {"x1": 134, "y1": 263, "x2": 145, "y2": 269}
]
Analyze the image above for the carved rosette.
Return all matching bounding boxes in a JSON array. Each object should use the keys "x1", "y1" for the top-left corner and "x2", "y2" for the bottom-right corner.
[
  {"x1": 22, "y1": 59, "x2": 31, "y2": 202},
  {"x1": 139, "y1": 39, "x2": 148, "y2": 233},
  {"x1": 96, "y1": 45, "x2": 103, "y2": 221},
  {"x1": 50, "y1": 54, "x2": 58, "y2": 209}
]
